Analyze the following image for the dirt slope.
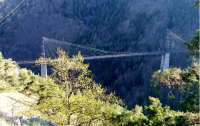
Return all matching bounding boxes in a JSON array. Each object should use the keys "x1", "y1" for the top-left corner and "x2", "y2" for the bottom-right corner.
[{"x1": 0, "y1": 92, "x2": 37, "y2": 118}]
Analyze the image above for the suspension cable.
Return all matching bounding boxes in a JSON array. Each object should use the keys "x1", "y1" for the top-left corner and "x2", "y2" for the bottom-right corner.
[{"x1": 0, "y1": 0, "x2": 26, "y2": 27}]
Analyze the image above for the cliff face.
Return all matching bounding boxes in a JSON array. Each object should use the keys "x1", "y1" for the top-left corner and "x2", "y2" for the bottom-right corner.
[{"x1": 0, "y1": 0, "x2": 198, "y2": 106}]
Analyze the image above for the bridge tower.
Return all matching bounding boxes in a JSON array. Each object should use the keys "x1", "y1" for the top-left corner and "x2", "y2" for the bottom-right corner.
[
  {"x1": 41, "y1": 38, "x2": 48, "y2": 77},
  {"x1": 160, "y1": 30, "x2": 171, "y2": 71}
]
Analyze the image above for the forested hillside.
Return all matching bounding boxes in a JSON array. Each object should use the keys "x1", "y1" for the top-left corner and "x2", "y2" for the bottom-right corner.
[
  {"x1": 0, "y1": 0, "x2": 198, "y2": 107},
  {"x1": 0, "y1": 49, "x2": 199, "y2": 126},
  {"x1": 0, "y1": 0, "x2": 198, "y2": 57}
]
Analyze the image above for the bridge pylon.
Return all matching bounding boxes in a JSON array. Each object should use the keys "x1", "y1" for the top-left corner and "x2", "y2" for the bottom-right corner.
[
  {"x1": 160, "y1": 29, "x2": 171, "y2": 71},
  {"x1": 41, "y1": 38, "x2": 48, "y2": 77},
  {"x1": 160, "y1": 53, "x2": 170, "y2": 71}
]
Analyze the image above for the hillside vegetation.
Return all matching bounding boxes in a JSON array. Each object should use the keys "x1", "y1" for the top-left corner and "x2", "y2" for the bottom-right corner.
[
  {"x1": 0, "y1": 0, "x2": 198, "y2": 107},
  {"x1": 0, "y1": 49, "x2": 199, "y2": 126},
  {"x1": 0, "y1": 0, "x2": 199, "y2": 126}
]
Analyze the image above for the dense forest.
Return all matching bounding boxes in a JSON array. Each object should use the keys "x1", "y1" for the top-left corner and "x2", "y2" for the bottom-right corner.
[
  {"x1": 0, "y1": 0, "x2": 199, "y2": 125},
  {"x1": 0, "y1": 32, "x2": 199, "y2": 125},
  {"x1": 0, "y1": 0, "x2": 198, "y2": 107}
]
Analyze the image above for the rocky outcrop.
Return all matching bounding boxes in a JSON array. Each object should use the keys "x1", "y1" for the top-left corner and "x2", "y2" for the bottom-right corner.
[
  {"x1": 0, "y1": 92, "x2": 57, "y2": 126},
  {"x1": 0, "y1": 92, "x2": 37, "y2": 117}
]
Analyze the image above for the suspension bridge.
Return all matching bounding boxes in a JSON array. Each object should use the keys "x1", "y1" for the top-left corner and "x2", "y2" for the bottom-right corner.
[
  {"x1": 0, "y1": 0, "x2": 187, "y2": 77},
  {"x1": 15, "y1": 29, "x2": 187, "y2": 78}
]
